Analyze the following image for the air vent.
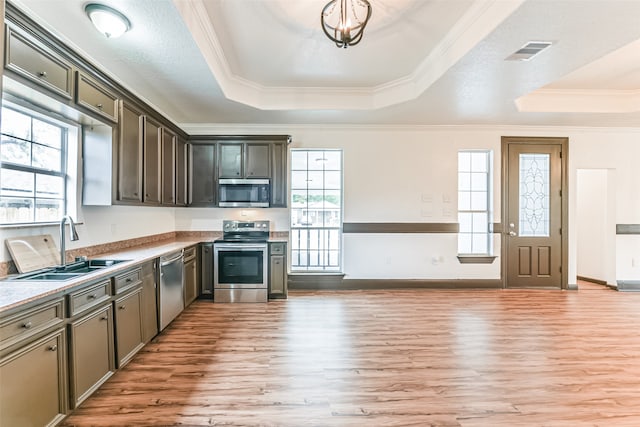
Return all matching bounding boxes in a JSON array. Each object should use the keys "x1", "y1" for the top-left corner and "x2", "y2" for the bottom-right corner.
[{"x1": 506, "y1": 41, "x2": 553, "y2": 61}]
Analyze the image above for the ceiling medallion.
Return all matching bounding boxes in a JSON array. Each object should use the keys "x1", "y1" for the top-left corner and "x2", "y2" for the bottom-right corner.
[{"x1": 321, "y1": 0, "x2": 372, "y2": 48}]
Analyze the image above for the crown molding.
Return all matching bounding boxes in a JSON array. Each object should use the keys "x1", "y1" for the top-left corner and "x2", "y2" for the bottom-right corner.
[{"x1": 174, "y1": 0, "x2": 524, "y2": 111}]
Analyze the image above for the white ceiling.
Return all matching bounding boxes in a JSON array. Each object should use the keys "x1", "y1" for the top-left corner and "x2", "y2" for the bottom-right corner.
[{"x1": 8, "y1": 0, "x2": 640, "y2": 127}]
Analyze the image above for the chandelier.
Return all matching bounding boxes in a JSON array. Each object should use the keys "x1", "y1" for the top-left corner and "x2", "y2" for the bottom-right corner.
[{"x1": 321, "y1": 0, "x2": 372, "y2": 48}]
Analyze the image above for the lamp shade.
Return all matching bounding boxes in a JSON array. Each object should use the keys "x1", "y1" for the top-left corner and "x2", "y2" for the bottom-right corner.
[{"x1": 85, "y1": 3, "x2": 131, "y2": 38}]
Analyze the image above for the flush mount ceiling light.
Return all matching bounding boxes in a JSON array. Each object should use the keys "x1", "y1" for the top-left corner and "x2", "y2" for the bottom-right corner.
[
  {"x1": 85, "y1": 3, "x2": 131, "y2": 39},
  {"x1": 321, "y1": 0, "x2": 372, "y2": 48}
]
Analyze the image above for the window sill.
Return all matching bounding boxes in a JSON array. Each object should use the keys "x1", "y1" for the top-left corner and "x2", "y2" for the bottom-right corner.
[{"x1": 457, "y1": 255, "x2": 497, "y2": 264}]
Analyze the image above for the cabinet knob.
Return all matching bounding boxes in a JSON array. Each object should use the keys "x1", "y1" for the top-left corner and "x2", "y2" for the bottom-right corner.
[
  {"x1": 88, "y1": 294, "x2": 97, "y2": 299},
  {"x1": 96, "y1": 103, "x2": 103, "y2": 109},
  {"x1": 48, "y1": 344, "x2": 57, "y2": 351},
  {"x1": 134, "y1": 192, "x2": 139, "y2": 196},
  {"x1": 126, "y1": 278, "x2": 132, "y2": 283},
  {"x1": 119, "y1": 305, "x2": 126, "y2": 310},
  {"x1": 22, "y1": 321, "x2": 32, "y2": 329},
  {"x1": 100, "y1": 316, "x2": 108, "y2": 321},
  {"x1": 38, "y1": 71, "x2": 47, "y2": 78}
]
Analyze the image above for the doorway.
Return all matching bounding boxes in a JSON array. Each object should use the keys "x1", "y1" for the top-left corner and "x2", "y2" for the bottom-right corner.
[{"x1": 501, "y1": 137, "x2": 568, "y2": 289}]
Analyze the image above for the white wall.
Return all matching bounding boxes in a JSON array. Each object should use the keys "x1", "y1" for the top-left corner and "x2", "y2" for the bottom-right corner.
[
  {"x1": 576, "y1": 169, "x2": 616, "y2": 284},
  {"x1": 1, "y1": 205, "x2": 176, "y2": 264},
  {"x1": 4, "y1": 123, "x2": 639, "y2": 284},
  {"x1": 183, "y1": 124, "x2": 640, "y2": 283}
]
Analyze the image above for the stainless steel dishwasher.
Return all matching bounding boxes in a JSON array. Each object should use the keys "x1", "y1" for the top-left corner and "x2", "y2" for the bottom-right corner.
[{"x1": 159, "y1": 250, "x2": 184, "y2": 330}]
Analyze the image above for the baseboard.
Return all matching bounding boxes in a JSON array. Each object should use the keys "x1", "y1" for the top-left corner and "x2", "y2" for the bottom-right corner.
[
  {"x1": 577, "y1": 275, "x2": 608, "y2": 285},
  {"x1": 289, "y1": 276, "x2": 502, "y2": 290},
  {"x1": 617, "y1": 280, "x2": 640, "y2": 292}
]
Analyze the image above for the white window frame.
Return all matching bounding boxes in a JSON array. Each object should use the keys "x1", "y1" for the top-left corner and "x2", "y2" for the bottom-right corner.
[
  {"x1": 0, "y1": 101, "x2": 80, "y2": 227},
  {"x1": 457, "y1": 150, "x2": 493, "y2": 256},
  {"x1": 289, "y1": 149, "x2": 343, "y2": 272}
]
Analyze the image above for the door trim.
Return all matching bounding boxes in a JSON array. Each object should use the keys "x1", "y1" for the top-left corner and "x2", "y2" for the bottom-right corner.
[{"x1": 501, "y1": 136, "x2": 571, "y2": 290}]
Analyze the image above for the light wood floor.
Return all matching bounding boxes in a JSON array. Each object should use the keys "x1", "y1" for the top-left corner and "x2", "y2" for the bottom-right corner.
[{"x1": 61, "y1": 287, "x2": 640, "y2": 426}]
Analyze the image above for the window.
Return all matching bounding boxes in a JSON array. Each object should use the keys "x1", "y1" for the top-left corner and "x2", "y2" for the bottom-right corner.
[
  {"x1": 458, "y1": 150, "x2": 492, "y2": 255},
  {"x1": 1, "y1": 105, "x2": 73, "y2": 225},
  {"x1": 290, "y1": 149, "x2": 342, "y2": 272}
]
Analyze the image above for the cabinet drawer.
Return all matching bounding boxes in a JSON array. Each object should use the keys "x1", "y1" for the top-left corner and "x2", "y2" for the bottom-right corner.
[
  {"x1": 5, "y1": 25, "x2": 73, "y2": 99},
  {"x1": 69, "y1": 280, "x2": 111, "y2": 317},
  {"x1": 114, "y1": 268, "x2": 142, "y2": 294},
  {"x1": 270, "y1": 242, "x2": 286, "y2": 255},
  {"x1": 183, "y1": 246, "x2": 196, "y2": 262},
  {"x1": 0, "y1": 298, "x2": 64, "y2": 351},
  {"x1": 76, "y1": 71, "x2": 118, "y2": 122}
]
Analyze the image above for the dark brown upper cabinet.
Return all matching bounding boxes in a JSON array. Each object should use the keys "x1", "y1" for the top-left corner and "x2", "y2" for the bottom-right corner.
[
  {"x1": 175, "y1": 137, "x2": 187, "y2": 207},
  {"x1": 218, "y1": 142, "x2": 270, "y2": 179},
  {"x1": 188, "y1": 143, "x2": 216, "y2": 206},
  {"x1": 161, "y1": 128, "x2": 177, "y2": 205},
  {"x1": 117, "y1": 101, "x2": 144, "y2": 203},
  {"x1": 142, "y1": 116, "x2": 162, "y2": 205}
]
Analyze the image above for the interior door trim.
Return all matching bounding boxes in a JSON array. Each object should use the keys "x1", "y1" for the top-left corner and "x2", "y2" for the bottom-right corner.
[{"x1": 500, "y1": 136, "x2": 571, "y2": 290}]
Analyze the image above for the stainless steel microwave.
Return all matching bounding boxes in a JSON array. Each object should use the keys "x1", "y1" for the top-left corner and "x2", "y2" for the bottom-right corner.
[{"x1": 218, "y1": 179, "x2": 270, "y2": 208}]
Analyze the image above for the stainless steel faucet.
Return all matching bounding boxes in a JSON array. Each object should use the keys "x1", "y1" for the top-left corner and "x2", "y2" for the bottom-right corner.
[{"x1": 60, "y1": 216, "x2": 79, "y2": 266}]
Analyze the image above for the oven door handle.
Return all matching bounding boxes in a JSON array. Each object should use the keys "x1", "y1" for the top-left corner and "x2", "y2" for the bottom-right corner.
[{"x1": 216, "y1": 245, "x2": 268, "y2": 251}]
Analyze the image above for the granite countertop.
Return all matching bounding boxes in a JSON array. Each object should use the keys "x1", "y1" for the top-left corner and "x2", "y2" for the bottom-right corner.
[{"x1": 0, "y1": 238, "x2": 203, "y2": 314}]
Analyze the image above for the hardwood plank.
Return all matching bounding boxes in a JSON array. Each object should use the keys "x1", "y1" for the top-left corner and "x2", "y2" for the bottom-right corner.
[{"x1": 61, "y1": 289, "x2": 640, "y2": 426}]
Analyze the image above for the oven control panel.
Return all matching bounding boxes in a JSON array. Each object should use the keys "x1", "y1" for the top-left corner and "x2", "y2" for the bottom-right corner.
[{"x1": 223, "y1": 220, "x2": 270, "y2": 232}]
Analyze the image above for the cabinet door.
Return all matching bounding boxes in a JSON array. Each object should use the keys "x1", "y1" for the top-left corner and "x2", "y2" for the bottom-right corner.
[
  {"x1": 176, "y1": 137, "x2": 187, "y2": 206},
  {"x1": 189, "y1": 144, "x2": 216, "y2": 205},
  {"x1": 75, "y1": 71, "x2": 118, "y2": 123},
  {"x1": 118, "y1": 102, "x2": 143, "y2": 203},
  {"x1": 218, "y1": 143, "x2": 243, "y2": 178},
  {"x1": 245, "y1": 143, "x2": 271, "y2": 178},
  {"x1": 69, "y1": 305, "x2": 114, "y2": 408},
  {"x1": 141, "y1": 261, "x2": 159, "y2": 343},
  {"x1": 161, "y1": 128, "x2": 176, "y2": 205},
  {"x1": 5, "y1": 25, "x2": 73, "y2": 100},
  {"x1": 0, "y1": 329, "x2": 67, "y2": 427},
  {"x1": 114, "y1": 289, "x2": 144, "y2": 368},
  {"x1": 271, "y1": 142, "x2": 287, "y2": 207},
  {"x1": 200, "y1": 244, "x2": 213, "y2": 296},
  {"x1": 143, "y1": 117, "x2": 162, "y2": 204},
  {"x1": 269, "y1": 255, "x2": 286, "y2": 298},
  {"x1": 184, "y1": 258, "x2": 197, "y2": 306}
]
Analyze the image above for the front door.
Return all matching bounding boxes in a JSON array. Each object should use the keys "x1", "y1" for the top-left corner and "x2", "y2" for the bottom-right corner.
[{"x1": 502, "y1": 137, "x2": 567, "y2": 288}]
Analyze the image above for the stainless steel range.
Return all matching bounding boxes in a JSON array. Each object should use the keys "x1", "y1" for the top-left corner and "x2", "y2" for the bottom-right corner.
[{"x1": 213, "y1": 220, "x2": 270, "y2": 303}]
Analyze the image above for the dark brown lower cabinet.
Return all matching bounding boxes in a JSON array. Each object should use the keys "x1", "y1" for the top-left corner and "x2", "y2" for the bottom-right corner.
[
  {"x1": 140, "y1": 260, "x2": 159, "y2": 343},
  {"x1": 184, "y1": 247, "x2": 197, "y2": 306},
  {"x1": 68, "y1": 305, "x2": 115, "y2": 408},
  {"x1": 0, "y1": 328, "x2": 67, "y2": 427},
  {"x1": 114, "y1": 288, "x2": 144, "y2": 368}
]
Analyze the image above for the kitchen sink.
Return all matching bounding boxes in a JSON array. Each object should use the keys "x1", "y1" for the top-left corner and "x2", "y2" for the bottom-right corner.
[{"x1": 11, "y1": 259, "x2": 130, "y2": 281}]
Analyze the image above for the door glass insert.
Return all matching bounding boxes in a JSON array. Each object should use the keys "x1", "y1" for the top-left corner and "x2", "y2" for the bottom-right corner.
[{"x1": 519, "y1": 153, "x2": 550, "y2": 237}]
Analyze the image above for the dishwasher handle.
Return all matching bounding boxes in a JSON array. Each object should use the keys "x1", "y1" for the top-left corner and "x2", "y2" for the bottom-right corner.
[{"x1": 160, "y1": 251, "x2": 183, "y2": 266}]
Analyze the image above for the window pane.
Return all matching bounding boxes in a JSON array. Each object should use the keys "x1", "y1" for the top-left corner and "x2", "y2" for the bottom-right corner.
[
  {"x1": 36, "y1": 174, "x2": 64, "y2": 198},
  {"x1": 1, "y1": 136, "x2": 30, "y2": 165},
  {"x1": 35, "y1": 199, "x2": 64, "y2": 222},
  {"x1": 291, "y1": 151, "x2": 308, "y2": 170},
  {"x1": 306, "y1": 171, "x2": 324, "y2": 189},
  {"x1": 323, "y1": 151, "x2": 341, "y2": 170},
  {"x1": 32, "y1": 119, "x2": 62, "y2": 149},
  {"x1": 470, "y1": 173, "x2": 487, "y2": 191},
  {"x1": 458, "y1": 172, "x2": 471, "y2": 191},
  {"x1": 291, "y1": 171, "x2": 308, "y2": 189},
  {"x1": 0, "y1": 169, "x2": 34, "y2": 197},
  {"x1": 458, "y1": 192, "x2": 471, "y2": 210},
  {"x1": 324, "y1": 171, "x2": 341, "y2": 189},
  {"x1": 471, "y1": 152, "x2": 488, "y2": 172},
  {"x1": 1, "y1": 108, "x2": 31, "y2": 140},
  {"x1": 470, "y1": 192, "x2": 487, "y2": 210},
  {"x1": 458, "y1": 152, "x2": 471, "y2": 172},
  {"x1": 458, "y1": 233, "x2": 472, "y2": 254},
  {"x1": 472, "y1": 233, "x2": 488, "y2": 254},
  {"x1": 0, "y1": 197, "x2": 34, "y2": 223},
  {"x1": 459, "y1": 212, "x2": 472, "y2": 233},
  {"x1": 519, "y1": 153, "x2": 550, "y2": 237},
  {"x1": 307, "y1": 152, "x2": 327, "y2": 170},
  {"x1": 32, "y1": 144, "x2": 62, "y2": 171},
  {"x1": 290, "y1": 149, "x2": 342, "y2": 272},
  {"x1": 472, "y1": 212, "x2": 488, "y2": 233}
]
